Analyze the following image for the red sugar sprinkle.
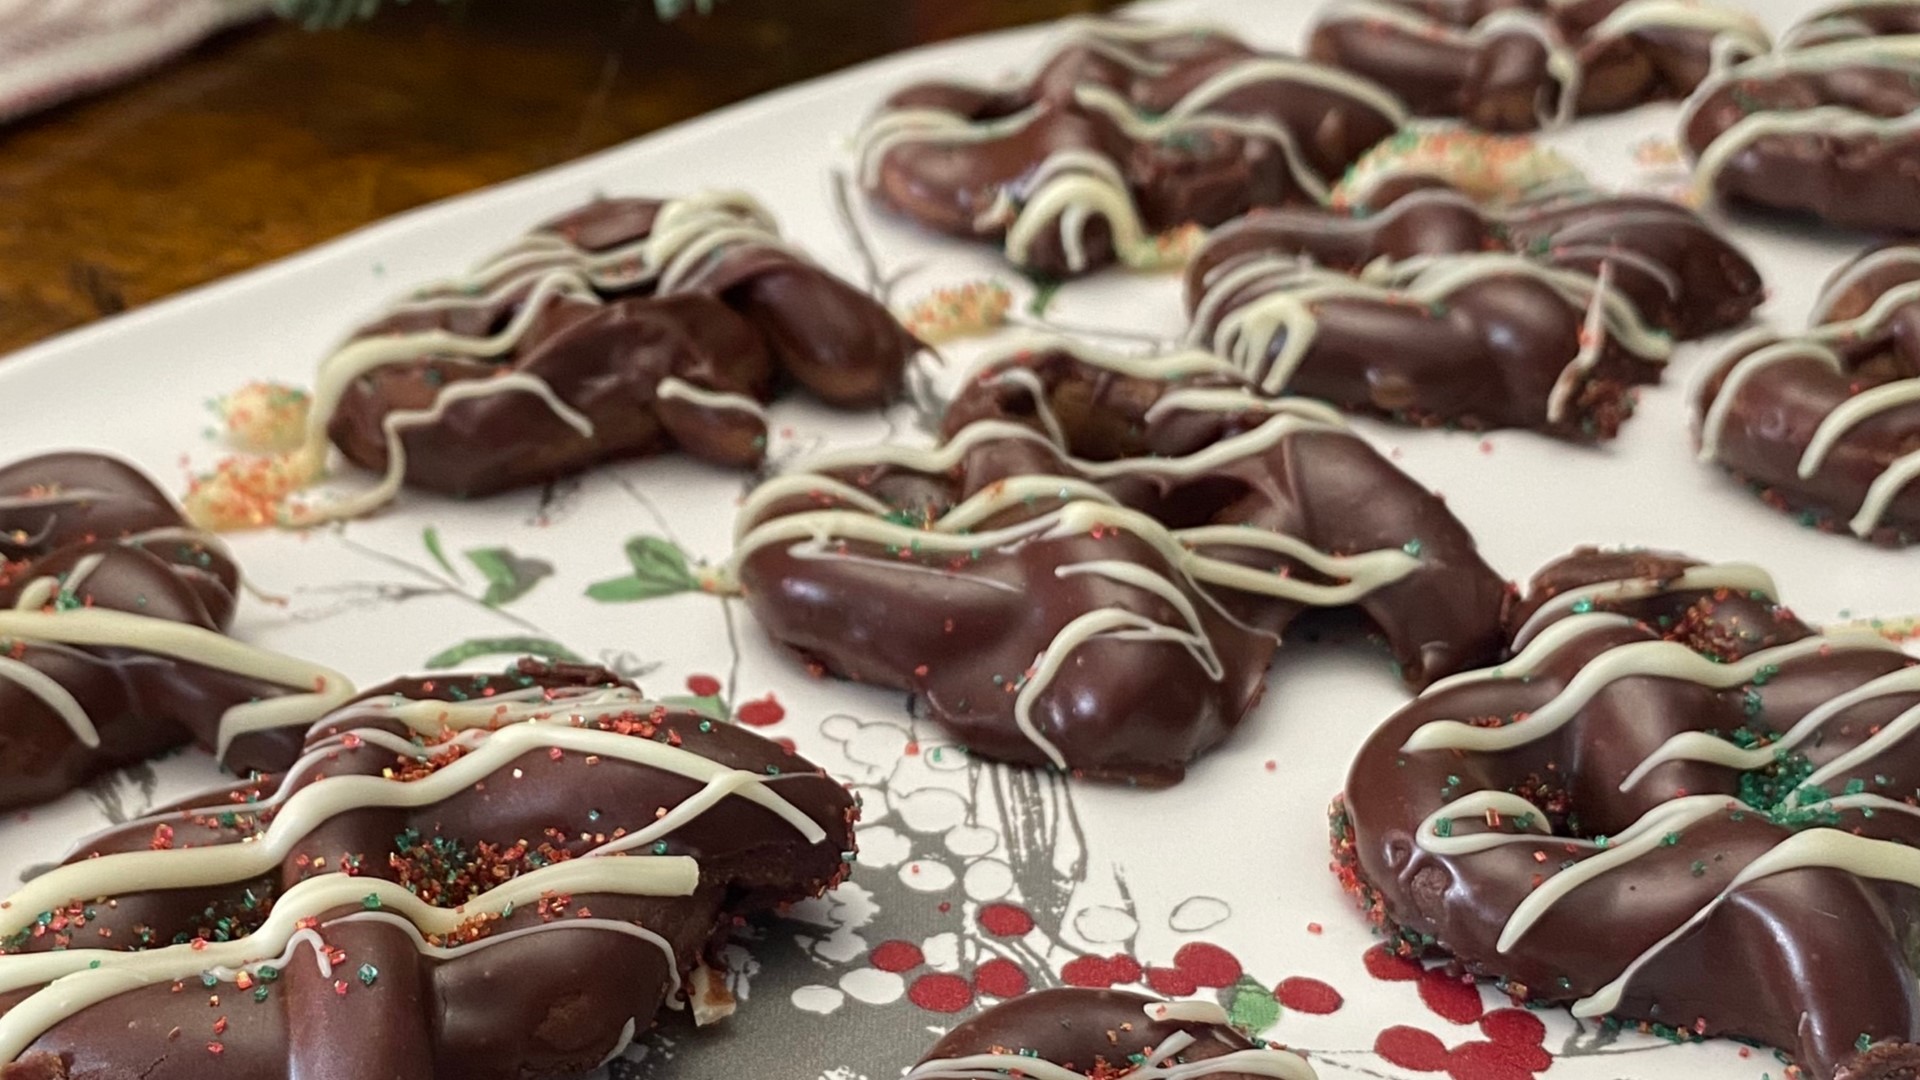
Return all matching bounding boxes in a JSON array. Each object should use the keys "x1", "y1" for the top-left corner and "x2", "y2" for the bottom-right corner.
[
  {"x1": 1362, "y1": 945, "x2": 1423, "y2": 982},
  {"x1": 978, "y1": 903, "x2": 1036, "y2": 938},
  {"x1": 736, "y1": 695, "x2": 785, "y2": 727},
  {"x1": 1145, "y1": 966, "x2": 1198, "y2": 997},
  {"x1": 1061, "y1": 954, "x2": 1143, "y2": 989},
  {"x1": 973, "y1": 958, "x2": 1030, "y2": 999},
  {"x1": 1172, "y1": 942, "x2": 1241, "y2": 988},
  {"x1": 685, "y1": 674, "x2": 722, "y2": 697},
  {"x1": 908, "y1": 972, "x2": 973, "y2": 1013},
  {"x1": 1418, "y1": 968, "x2": 1485, "y2": 1025},
  {"x1": 1479, "y1": 1008, "x2": 1546, "y2": 1047},
  {"x1": 869, "y1": 940, "x2": 925, "y2": 973},
  {"x1": 1375, "y1": 1026, "x2": 1451, "y2": 1072},
  {"x1": 1274, "y1": 976, "x2": 1343, "y2": 1015},
  {"x1": 1446, "y1": 1039, "x2": 1543, "y2": 1080},
  {"x1": 1306, "y1": 922, "x2": 1323, "y2": 935}
]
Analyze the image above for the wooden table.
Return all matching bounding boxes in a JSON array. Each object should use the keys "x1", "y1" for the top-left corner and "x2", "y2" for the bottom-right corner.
[{"x1": 0, "y1": 0, "x2": 1122, "y2": 355}]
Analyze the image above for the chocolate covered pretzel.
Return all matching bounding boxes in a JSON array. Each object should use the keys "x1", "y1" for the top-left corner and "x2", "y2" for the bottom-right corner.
[
  {"x1": 908, "y1": 989, "x2": 1316, "y2": 1079},
  {"x1": 725, "y1": 341, "x2": 1509, "y2": 785},
  {"x1": 854, "y1": 17, "x2": 1406, "y2": 276},
  {"x1": 1186, "y1": 183, "x2": 1763, "y2": 342},
  {"x1": 0, "y1": 452, "x2": 352, "y2": 810},
  {"x1": 1310, "y1": 0, "x2": 1768, "y2": 131},
  {"x1": 1185, "y1": 246, "x2": 1670, "y2": 439},
  {"x1": 1683, "y1": 4, "x2": 1920, "y2": 233},
  {"x1": 220, "y1": 192, "x2": 918, "y2": 526},
  {"x1": 0, "y1": 660, "x2": 857, "y2": 1078},
  {"x1": 1335, "y1": 547, "x2": 1920, "y2": 1080},
  {"x1": 1696, "y1": 244, "x2": 1920, "y2": 544}
]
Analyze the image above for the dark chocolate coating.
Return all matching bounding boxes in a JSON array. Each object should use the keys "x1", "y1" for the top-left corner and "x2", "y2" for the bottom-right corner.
[
  {"x1": 1694, "y1": 245, "x2": 1920, "y2": 544},
  {"x1": 1309, "y1": 0, "x2": 1762, "y2": 132},
  {"x1": 0, "y1": 453, "x2": 329, "y2": 810},
  {"x1": 736, "y1": 347, "x2": 1509, "y2": 785},
  {"x1": 0, "y1": 660, "x2": 857, "y2": 1080},
  {"x1": 537, "y1": 198, "x2": 920, "y2": 409},
  {"x1": 860, "y1": 20, "x2": 1404, "y2": 277},
  {"x1": 914, "y1": 988, "x2": 1285, "y2": 1079},
  {"x1": 1681, "y1": 9, "x2": 1920, "y2": 234},
  {"x1": 1187, "y1": 248, "x2": 1666, "y2": 440},
  {"x1": 327, "y1": 192, "x2": 919, "y2": 501},
  {"x1": 329, "y1": 291, "x2": 774, "y2": 497},
  {"x1": 1337, "y1": 546, "x2": 1920, "y2": 1080},
  {"x1": 1185, "y1": 186, "x2": 1763, "y2": 340},
  {"x1": 1788, "y1": 1, "x2": 1920, "y2": 48}
]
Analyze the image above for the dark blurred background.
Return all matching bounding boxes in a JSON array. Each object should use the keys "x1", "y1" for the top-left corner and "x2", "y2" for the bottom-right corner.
[{"x1": 0, "y1": 0, "x2": 1125, "y2": 354}]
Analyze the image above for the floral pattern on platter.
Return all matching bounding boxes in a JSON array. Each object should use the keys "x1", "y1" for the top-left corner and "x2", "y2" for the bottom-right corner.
[{"x1": 6, "y1": 3, "x2": 1910, "y2": 1074}]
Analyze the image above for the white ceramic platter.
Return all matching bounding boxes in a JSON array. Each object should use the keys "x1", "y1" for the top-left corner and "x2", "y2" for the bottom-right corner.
[{"x1": 1, "y1": 1, "x2": 1911, "y2": 1077}]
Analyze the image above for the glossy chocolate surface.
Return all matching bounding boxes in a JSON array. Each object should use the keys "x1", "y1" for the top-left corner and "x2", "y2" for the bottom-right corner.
[
  {"x1": 1186, "y1": 185, "x2": 1763, "y2": 341},
  {"x1": 1337, "y1": 546, "x2": 1920, "y2": 1080},
  {"x1": 1682, "y1": 5, "x2": 1920, "y2": 233},
  {"x1": 1185, "y1": 228, "x2": 1669, "y2": 439},
  {"x1": 1310, "y1": 0, "x2": 1766, "y2": 131},
  {"x1": 326, "y1": 192, "x2": 918, "y2": 501},
  {"x1": 0, "y1": 452, "x2": 347, "y2": 810},
  {"x1": 910, "y1": 988, "x2": 1312, "y2": 1079},
  {"x1": 732, "y1": 344, "x2": 1509, "y2": 785},
  {"x1": 1695, "y1": 244, "x2": 1920, "y2": 544},
  {"x1": 856, "y1": 18, "x2": 1404, "y2": 276},
  {"x1": 0, "y1": 660, "x2": 856, "y2": 1079}
]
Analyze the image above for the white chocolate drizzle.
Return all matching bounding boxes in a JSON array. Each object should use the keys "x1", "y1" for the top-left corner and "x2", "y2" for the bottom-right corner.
[
  {"x1": 0, "y1": 858, "x2": 699, "y2": 1061},
  {"x1": 267, "y1": 192, "x2": 789, "y2": 525},
  {"x1": 0, "y1": 687, "x2": 827, "y2": 938},
  {"x1": 1698, "y1": 268, "x2": 1920, "y2": 536},
  {"x1": 1508, "y1": 560, "x2": 1777, "y2": 650},
  {"x1": 1320, "y1": 0, "x2": 1766, "y2": 128},
  {"x1": 1190, "y1": 252, "x2": 1671, "y2": 419},
  {"x1": 851, "y1": 18, "x2": 1405, "y2": 272},
  {"x1": 0, "y1": 607, "x2": 352, "y2": 761},
  {"x1": 1683, "y1": 36, "x2": 1920, "y2": 207},
  {"x1": 1401, "y1": 627, "x2": 1899, "y2": 754},
  {"x1": 1399, "y1": 608, "x2": 1920, "y2": 1022},
  {"x1": 729, "y1": 340, "x2": 1426, "y2": 767}
]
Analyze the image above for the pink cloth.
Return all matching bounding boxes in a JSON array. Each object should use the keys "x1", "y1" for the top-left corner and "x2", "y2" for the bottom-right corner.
[{"x1": 0, "y1": 0, "x2": 270, "y2": 123}]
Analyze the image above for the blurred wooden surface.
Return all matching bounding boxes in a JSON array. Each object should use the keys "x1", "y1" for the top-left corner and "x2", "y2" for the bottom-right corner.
[{"x1": 0, "y1": 0, "x2": 1123, "y2": 355}]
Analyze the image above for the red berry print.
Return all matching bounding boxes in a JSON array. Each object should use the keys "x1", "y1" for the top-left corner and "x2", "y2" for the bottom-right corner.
[
  {"x1": 908, "y1": 972, "x2": 973, "y2": 1013},
  {"x1": 1171, "y1": 942, "x2": 1241, "y2": 988},
  {"x1": 978, "y1": 903, "x2": 1035, "y2": 938},
  {"x1": 869, "y1": 940, "x2": 924, "y2": 973},
  {"x1": 1445, "y1": 1040, "x2": 1539, "y2": 1080},
  {"x1": 1274, "y1": 976, "x2": 1343, "y2": 1015},
  {"x1": 736, "y1": 694, "x2": 785, "y2": 727},
  {"x1": 973, "y1": 958, "x2": 1030, "y2": 999},
  {"x1": 1363, "y1": 944, "x2": 1423, "y2": 982},
  {"x1": 1145, "y1": 966, "x2": 1198, "y2": 997},
  {"x1": 1417, "y1": 968, "x2": 1485, "y2": 1024},
  {"x1": 1479, "y1": 1008, "x2": 1546, "y2": 1048},
  {"x1": 685, "y1": 674, "x2": 721, "y2": 697},
  {"x1": 1061, "y1": 957, "x2": 1113, "y2": 988},
  {"x1": 1107, "y1": 954, "x2": 1142, "y2": 984},
  {"x1": 1375, "y1": 1026, "x2": 1451, "y2": 1072}
]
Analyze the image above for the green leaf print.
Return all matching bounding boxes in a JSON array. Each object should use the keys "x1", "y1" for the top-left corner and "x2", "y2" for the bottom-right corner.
[
  {"x1": 584, "y1": 536, "x2": 701, "y2": 603},
  {"x1": 464, "y1": 547, "x2": 554, "y2": 607},
  {"x1": 424, "y1": 636, "x2": 584, "y2": 669},
  {"x1": 422, "y1": 526, "x2": 459, "y2": 580},
  {"x1": 1224, "y1": 974, "x2": 1281, "y2": 1038}
]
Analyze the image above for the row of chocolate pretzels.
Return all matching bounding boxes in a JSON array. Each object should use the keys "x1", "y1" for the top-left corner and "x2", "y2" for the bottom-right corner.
[
  {"x1": 14, "y1": 421, "x2": 1920, "y2": 1080},
  {"x1": 186, "y1": 13, "x2": 1913, "y2": 547}
]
